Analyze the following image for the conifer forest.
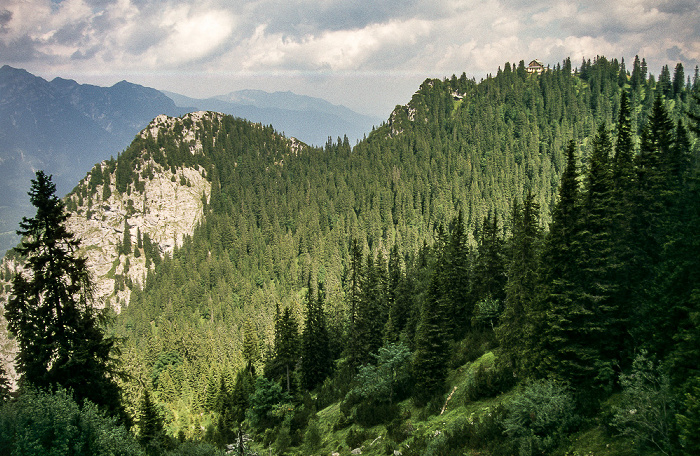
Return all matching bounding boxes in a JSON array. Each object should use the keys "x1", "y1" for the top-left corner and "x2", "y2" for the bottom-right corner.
[{"x1": 1, "y1": 56, "x2": 700, "y2": 456}]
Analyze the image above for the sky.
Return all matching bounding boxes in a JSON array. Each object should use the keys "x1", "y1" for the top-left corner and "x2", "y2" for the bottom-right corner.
[{"x1": 1, "y1": 0, "x2": 699, "y2": 118}]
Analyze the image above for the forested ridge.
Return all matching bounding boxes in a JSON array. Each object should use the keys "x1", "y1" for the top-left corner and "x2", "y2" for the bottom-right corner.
[{"x1": 1, "y1": 56, "x2": 700, "y2": 456}]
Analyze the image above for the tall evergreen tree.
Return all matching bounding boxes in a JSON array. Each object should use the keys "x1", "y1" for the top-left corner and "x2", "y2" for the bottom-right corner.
[
  {"x1": 230, "y1": 368, "x2": 255, "y2": 454},
  {"x1": 0, "y1": 363, "x2": 10, "y2": 402},
  {"x1": 384, "y1": 243, "x2": 408, "y2": 343},
  {"x1": 242, "y1": 319, "x2": 260, "y2": 376},
  {"x1": 631, "y1": 96, "x2": 676, "y2": 349},
  {"x1": 673, "y1": 63, "x2": 685, "y2": 100},
  {"x1": 346, "y1": 239, "x2": 364, "y2": 367},
  {"x1": 579, "y1": 123, "x2": 618, "y2": 391},
  {"x1": 471, "y1": 213, "x2": 506, "y2": 307},
  {"x1": 138, "y1": 389, "x2": 168, "y2": 455},
  {"x1": 442, "y1": 209, "x2": 471, "y2": 338},
  {"x1": 412, "y1": 251, "x2": 451, "y2": 405},
  {"x1": 122, "y1": 218, "x2": 132, "y2": 255},
  {"x1": 527, "y1": 141, "x2": 591, "y2": 387},
  {"x1": 611, "y1": 91, "x2": 638, "y2": 363},
  {"x1": 5, "y1": 171, "x2": 122, "y2": 417},
  {"x1": 272, "y1": 306, "x2": 300, "y2": 393},
  {"x1": 666, "y1": 104, "x2": 700, "y2": 456},
  {"x1": 301, "y1": 280, "x2": 332, "y2": 390},
  {"x1": 498, "y1": 191, "x2": 541, "y2": 373}
]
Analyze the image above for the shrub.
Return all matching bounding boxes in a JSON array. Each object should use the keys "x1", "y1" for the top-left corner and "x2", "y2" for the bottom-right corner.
[
  {"x1": 501, "y1": 379, "x2": 579, "y2": 456},
  {"x1": 166, "y1": 441, "x2": 224, "y2": 456},
  {"x1": 612, "y1": 350, "x2": 673, "y2": 455},
  {"x1": 465, "y1": 361, "x2": 517, "y2": 402},
  {"x1": 247, "y1": 377, "x2": 291, "y2": 429},
  {"x1": 353, "y1": 400, "x2": 399, "y2": 427},
  {"x1": 0, "y1": 388, "x2": 144, "y2": 456},
  {"x1": 303, "y1": 419, "x2": 322, "y2": 451},
  {"x1": 345, "y1": 426, "x2": 371, "y2": 450}
]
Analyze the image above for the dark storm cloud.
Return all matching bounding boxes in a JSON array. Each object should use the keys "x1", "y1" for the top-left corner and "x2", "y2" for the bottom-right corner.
[
  {"x1": 655, "y1": 0, "x2": 699, "y2": 15},
  {"x1": 0, "y1": 35, "x2": 43, "y2": 62},
  {"x1": 0, "y1": 10, "x2": 12, "y2": 33}
]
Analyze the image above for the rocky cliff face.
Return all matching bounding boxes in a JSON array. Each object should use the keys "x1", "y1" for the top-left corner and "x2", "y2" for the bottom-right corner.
[
  {"x1": 0, "y1": 111, "x2": 219, "y2": 385},
  {"x1": 65, "y1": 111, "x2": 214, "y2": 311}
]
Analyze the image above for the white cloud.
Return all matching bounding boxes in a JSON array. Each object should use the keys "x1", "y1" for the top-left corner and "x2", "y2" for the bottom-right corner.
[
  {"x1": 0, "y1": 0, "x2": 698, "y2": 116},
  {"x1": 234, "y1": 18, "x2": 433, "y2": 72},
  {"x1": 531, "y1": 2, "x2": 577, "y2": 24},
  {"x1": 146, "y1": 6, "x2": 235, "y2": 66}
]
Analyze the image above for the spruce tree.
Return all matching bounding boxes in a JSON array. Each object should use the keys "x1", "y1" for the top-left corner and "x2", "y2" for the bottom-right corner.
[
  {"x1": 5, "y1": 171, "x2": 122, "y2": 417},
  {"x1": 346, "y1": 239, "x2": 364, "y2": 367},
  {"x1": 354, "y1": 252, "x2": 388, "y2": 365},
  {"x1": 631, "y1": 95, "x2": 676, "y2": 349},
  {"x1": 527, "y1": 141, "x2": 589, "y2": 385},
  {"x1": 122, "y1": 218, "x2": 132, "y2": 255},
  {"x1": 242, "y1": 319, "x2": 260, "y2": 376},
  {"x1": 499, "y1": 191, "x2": 541, "y2": 373},
  {"x1": 230, "y1": 368, "x2": 254, "y2": 454},
  {"x1": 412, "y1": 236, "x2": 450, "y2": 405},
  {"x1": 0, "y1": 363, "x2": 10, "y2": 402},
  {"x1": 273, "y1": 306, "x2": 299, "y2": 393},
  {"x1": 611, "y1": 91, "x2": 638, "y2": 364},
  {"x1": 139, "y1": 389, "x2": 168, "y2": 455},
  {"x1": 384, "y1": 243, "x2": 408, "y2": 343},
  {"x1": 442, "y1": 209, "x2": 471, "y2": 338},
  {"x1": 579, "y1": 123, "x2": 618, "y2": 391},
  {"x1": 301, "y1": 280, "x2": 332, "y2": 390},
  {"x1": 471, "y1": 213, "x2": 506, "y2": 308}
]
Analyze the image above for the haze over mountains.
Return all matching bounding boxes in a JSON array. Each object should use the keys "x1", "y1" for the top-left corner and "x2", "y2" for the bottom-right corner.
[
  {"x1": 164, "y1": 89, "x2": 381, "y2": 147},
  {"x1": 0, "y1": 65, "x2": 380, "y2": 256}
]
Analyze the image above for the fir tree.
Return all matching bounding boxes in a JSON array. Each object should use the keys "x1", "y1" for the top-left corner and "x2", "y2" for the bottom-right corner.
[
  {"x1": 139, "y1": 389, "x2": 168, "y2": 455},
  {"x1": 611, "y1": 91, "x2": 638, "y2": 364},
  {"x1": 354, "y1": 252, "x2": 388, "y2": 365},
  {"x1": 273, "y1": 306, "x2": 299, "y2": 393},
  {"x1": 442, "y1": 209, "x2": 471, "y2": 338},
  {"x1": 412, "y1": 235, "x2": 451, "y2": 405},
  {"x1": 346, "y1": 239, "x2": 364, "y2": 367},
  {"x1": 498, "y1": 191, "x2": 541, "y2": 373},
  {"x1": 5, "y1": 171, "x2": 123, "y2": 417},
  {"x1": 0, "y1": 363, "x2": 10, "y2": 402},
  {"x1": 242, "y1": 319, "x2": 260, "y2": 376},
  {"x1": 528, "y1": 141, "x2": 589, "y2": 386},
  {"x1": 301, "y1": 280, "x2": 332, "y2": 390},
  {"x1": 230, "y1": 369, "x2": 254, "y2": 454},
  {"x1": 384, "y1": 243, "x2": 407, "y2": 343},
  {"x1": 122, "y1": 219, "x2": 132, "y2": 255},
  {"x1": 631, "y1": 96, "x2": 676, "y2": 349},
  {"x1": 471, "y1": 213, "x2": 506, "y2": 307},
  {"x1": 579, "y1": 123, "x2": 618, "y2": 392}
]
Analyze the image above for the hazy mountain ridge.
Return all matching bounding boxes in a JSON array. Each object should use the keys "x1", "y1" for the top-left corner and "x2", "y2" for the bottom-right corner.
[
  {"x1": 0, "y1": 65, "x2": 189, "y2": 256},
  {"x1": 163, "y1": 89, "x2": 382, "y2": 147},
  {"x1": 0, "y1": 66, "x2": 380, "y2": 257}
]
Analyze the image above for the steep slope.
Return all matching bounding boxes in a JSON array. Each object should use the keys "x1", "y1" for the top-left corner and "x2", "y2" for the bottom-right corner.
[{"x1": 61, "y1": 112, "x2": 215, "y2": 311}]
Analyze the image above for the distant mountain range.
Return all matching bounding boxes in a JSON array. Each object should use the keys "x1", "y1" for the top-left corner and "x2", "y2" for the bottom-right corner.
[
  {"x1": 0, "y1": 65, "x2": 380, "y2": 256},
  {"x1": 0, "y1": 65, "x2": 188, "y2": 255},
  {"x1": 162, "y1": 89, "x2": 381, "y2": 147}
]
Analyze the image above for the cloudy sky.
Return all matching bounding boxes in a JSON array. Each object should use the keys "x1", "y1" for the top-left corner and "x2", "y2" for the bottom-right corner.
[{"x1": 1, "y1": 0, "x2": 699, "y2": 117}]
